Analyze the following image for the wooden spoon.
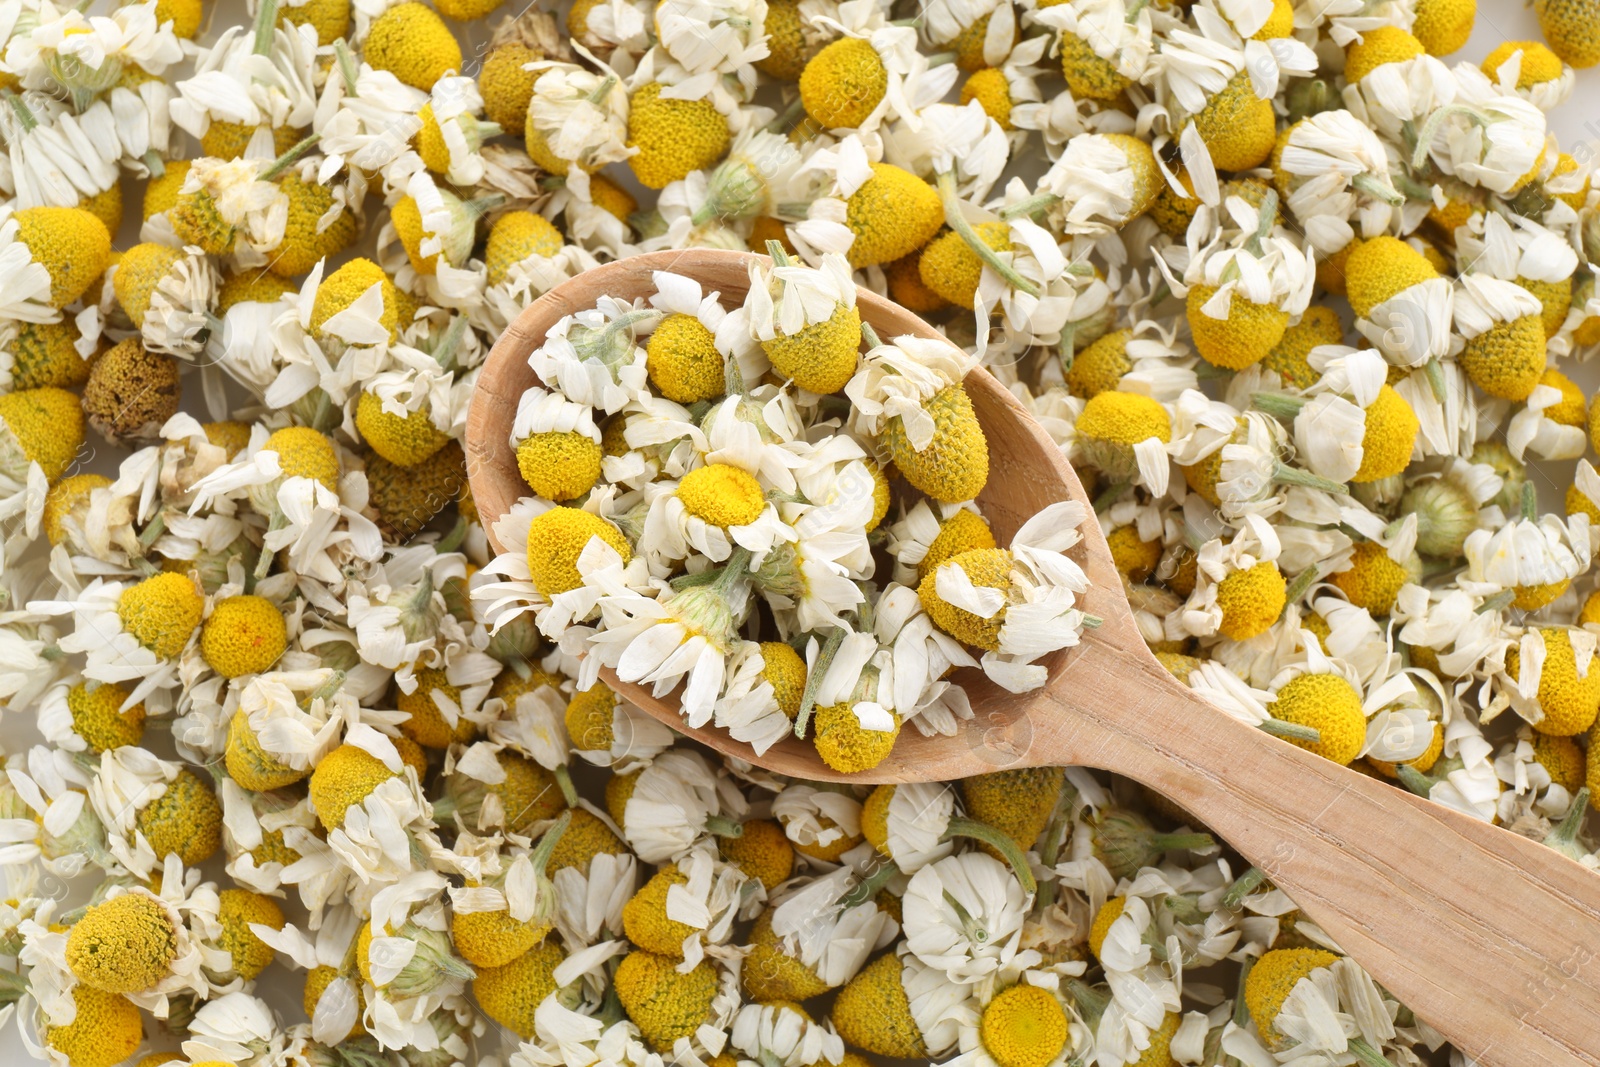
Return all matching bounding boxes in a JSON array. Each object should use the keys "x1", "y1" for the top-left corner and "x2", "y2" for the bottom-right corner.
[{"x1": 467, "y1": 248, "x2": 1600, "y2": 1066}]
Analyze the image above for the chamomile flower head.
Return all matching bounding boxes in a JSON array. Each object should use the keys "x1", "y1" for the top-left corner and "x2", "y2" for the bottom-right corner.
[
  {"x1": 1469, "y1": 500, "x2": 1591, "y2": 609},
  {"x1": 442, "y1": 749, "x2": 566, "y2": 834},
  {"x1": 717, "y1": 816, "x2": 793, "y2": 890},
  {"x1": 66, "y1": 890, "x2": 182, "y2": 994},
  {"x1": 364, "y1": 2, "x2": 462, "y2": 90},
  {"x1": 1033, "y1": 0, "x2": 1156, "y2": 101},
  {"x1": 0, "y1": 386, "x2": 85, "y2": 482},
  {"x1": 841, "y1": 163, "x2": 945, "y2": 270},
  {"x1": 356, "y1": 392, "x2": 453, "y2": 468},
  {"x1": 81, "y1": 339, "x2": 181, "y2": 448},
  {"x1": 612, "y1": 948, "x2": 724, "y2": 1051},
  {"x1": 525, "y1": 505, "x2": 633, "y2": 596},
  {"x1": 842, "y1": 948, "x2": 974, "y2": 1058},
  {"x1": 626, "y1": 81, "x2": 731, "y2": 191},
  {"x1": 1418, "y1": 68, "x2": 1548, "y2": 196},
  {"x1": 1174, "y1": 516, "x2": 1287, "y2": 641},
  {"x1": 43, "y1": 984, "x2": 145, "y2": 1067},
  {"x1": 1412, "y1": 0, "x2": 1475, "y2": 55},
  {"x1": 646, "y1": 314, "x2": 727, "y2": 403},
  {"x1": 1482, "y1": 40, "x2": 1575, "y2": 109},
  {"x1": 1244, "y1": 947, "x2": 1341, "y2": 1049},
  {"x1": 4, "y1": 319, "x2": 90, "y2": 391},
  {"x1": 901, "y1": 850, "x2": 1032, "y2": 985},
  {"x1": 1041, "y1": 133, "x2": 1163, "y2": 237},
  {"x1": 1073, "y1": 390, "x2": 1172, "y2": 497},
  {"x1": 308, "y1": 741, "x2": 402, "y2": 830},
  {"x1": 513, "y1": 388, "x2": 604, "y2": 503},
  {"x1": 746, "y1": 251, "x2": 861, "y2": 395},
  {"x1": 1453, "y1": 274, "x2": 1548, "y2": 401},
  {"x1": 10, "y1": 206, "x2": 112, "y2": 310},
  {"x1": 1535, "y1": 0, "x2": 1600, "y2": 68},
  {"x1": 1329, "y1": 539, "x2": 1419, "y2": 616},
  {"x1": 111, "y1": 241, "x2": 220, "y2": 358},
  {"x1": 1400, "y1": 457, "x2": 1502, "y2": 559},
  {"x1": 486, "y1": 212, "x2": 565, "y2": 288},
  {"x1": 60, "y1": 681, "x2": 147, "y2": 753},
  {"x1": 1343, "y1": 236, "x2": 1454, "y2": 367}
]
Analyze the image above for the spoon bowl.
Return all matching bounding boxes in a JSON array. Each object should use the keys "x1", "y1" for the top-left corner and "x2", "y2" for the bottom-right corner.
[{"x1": 468, "y1": 248, "x2": 1600, "y2": 1067}]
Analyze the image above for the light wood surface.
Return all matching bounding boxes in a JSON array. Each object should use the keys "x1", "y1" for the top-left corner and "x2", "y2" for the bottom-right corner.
[{"x1": 467, "y1": 248, "x2": 1600, "y2": 1066}]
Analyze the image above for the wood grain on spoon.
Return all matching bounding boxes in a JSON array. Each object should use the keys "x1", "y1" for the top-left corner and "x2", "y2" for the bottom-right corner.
[{"x1": 467, "y1": 249, "x2": 1600, "y2": 1067}]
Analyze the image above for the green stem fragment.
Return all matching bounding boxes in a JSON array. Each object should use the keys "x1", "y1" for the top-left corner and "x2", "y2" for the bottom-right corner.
[
  {"x1": 1475, "y1": 589, "x2": 1515, "y2": 615},
  {"x1": 1093, "y1": 480, "x2": 1130, "y2": 513},
  {"x1": 1066, "y1": 978, "x2": 1111, "y2": 1022},
  {"x1": 1251, "y1": 391, "x2": 1308, "y2": 420},
  {"x1": 1221, "y1": 865, "x2": 1267, "y2": 909},
  {"x1": 334, "y1": 39, "x2": 360, "y2": 96},
  {"x1": 1542, "y1": 787, "x2": 1590, "y2": 861},
  {"x1": 0, "y1": 967, "x2": 27, "y2": 1004},
  {"x1": 138, "y1": 512, "x2": 167, "y2": 548},
  {"x1": 1272, "y1": 460, "x2": 1349, "y2": 496},
  {"x1": 999, "y1": 193, "x2": 1062, "y2": 221},
  {"x1": 794, "y1": 627, "x2": 845, "y2": 740},
  {"x1": 936, "y1": 170, "x2": 1039, "y2": 298},
  {"x1": 586, "y1": 74, "x2": 619, "y2": 105},
  {"x1": 552, "y1": 764, "x2": 579, "y2": 809},
  {"x1": 430, "y1": 313, "x2": 471, "y2": 372},
  {"x1": 1259, "y1": 718, "x2": 1320, "y2": 743},
  {"x1": 1243, "y1": 189, "x2": 1279, "y2": 257},
  {"x1": 1348, "y1": 1037, "x2": 1397, "y2": 1067},
  {"x1": 252, "y1": 0, "x2": 281, "y2": 56},
  {"x1": 765, "y1": 96, "x2": 806, "y2": 134},
  {"x1": 1282, "y1": 566, "x2": 1320, "y2": 606},
  {"x1": 839, "y1": 857, "x2": 901, "y2": 909},
  {"x1": 531, "y1": 809, "x2": 572, "y2": 872},
  {"x1": 254, "y1": 512, "x2": 289, "y2": 580},
  {"x1": 1351, "y1": 172, "x2": 1405, "y2": 205},
  {"x1": 4, "y1": 91, "x2": 38, "y2": 133},
  {"x1": 1390, "y1": 170, "x2": 1434, "y2": 201},
  {"x1": 1147, "y1": 831, "x2": 1216, "y2": 854},
  {"x1": 704, "y1": 814, "x2": 744, "y2": 838},
  {"x1": 1424, "y1": 357, "x2": 1447, "y2": 404},
  {"x1": 300, "y1": 670, "x2": 346, "y2": 711},
  {"x1": 942, "y1": 816, "x2": 1037, "y2": 893},
  {"x1": 1396, "y1": 764, "x2": 1433, "y2": 797},
  {"x1": 258, "y1": 131, "x2": 322, "y2": 181}
]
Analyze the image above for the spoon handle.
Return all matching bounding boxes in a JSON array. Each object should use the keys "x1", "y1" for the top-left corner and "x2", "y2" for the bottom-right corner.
[{"x1": 1029, "y1": 637, "x2": 1600, "y2": 1066}]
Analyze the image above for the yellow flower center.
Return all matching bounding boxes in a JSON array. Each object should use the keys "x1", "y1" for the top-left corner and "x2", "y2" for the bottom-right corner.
[
  {"x1": 1216, "y1": 560, "x2": 1287, "y2": 640},
  {"x1": 517, "y1": 430, "x2": 603, "y2": 502},
  {"x1": 1075, "y1": 390, "x2": 1172, "y2": 445},
  {"x1": 918, "y1": 547, "x2": 1014, "y2": 651},
  {"x1": 1354, "y1": 384, "x2": 1420, "y2": 483},
  {"x1": 1269, "y1": 673, "x2": 1367, "y2": 765},
  {"x1": 65, "y1": 893, "x2": 178, "y2": 994},
  {"x1": 979, "y1": 985, "x2": 1070, "y2": 1067},
  {"x1": 117, "y1": 572, "x2": 205, "y2": 659},
  {"x1": 677, "y1": 463, "x2": 766, "y2": 527},
  {"x1": 1245, "y1": 948, "x2": 1340, "y2": 1050},
  {"x1": 201, "y1": 595, "x2": 289, "y2": 678},
  {"x1": 1344, "y1": 25, "x2": 1425, "y2": 82},
  {"x1": 1345, "y1": 236, "x2": 1439, "y2": 318},
  {"x1": 1482, "y1": 40, "x2": 1566, "y2": 87},
  {"x1": 646, "y1": 313, "x2": 727, "y2": 403},
  {"x1": 264, "y1": 426, "x2": 341, "y2": 491}
]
